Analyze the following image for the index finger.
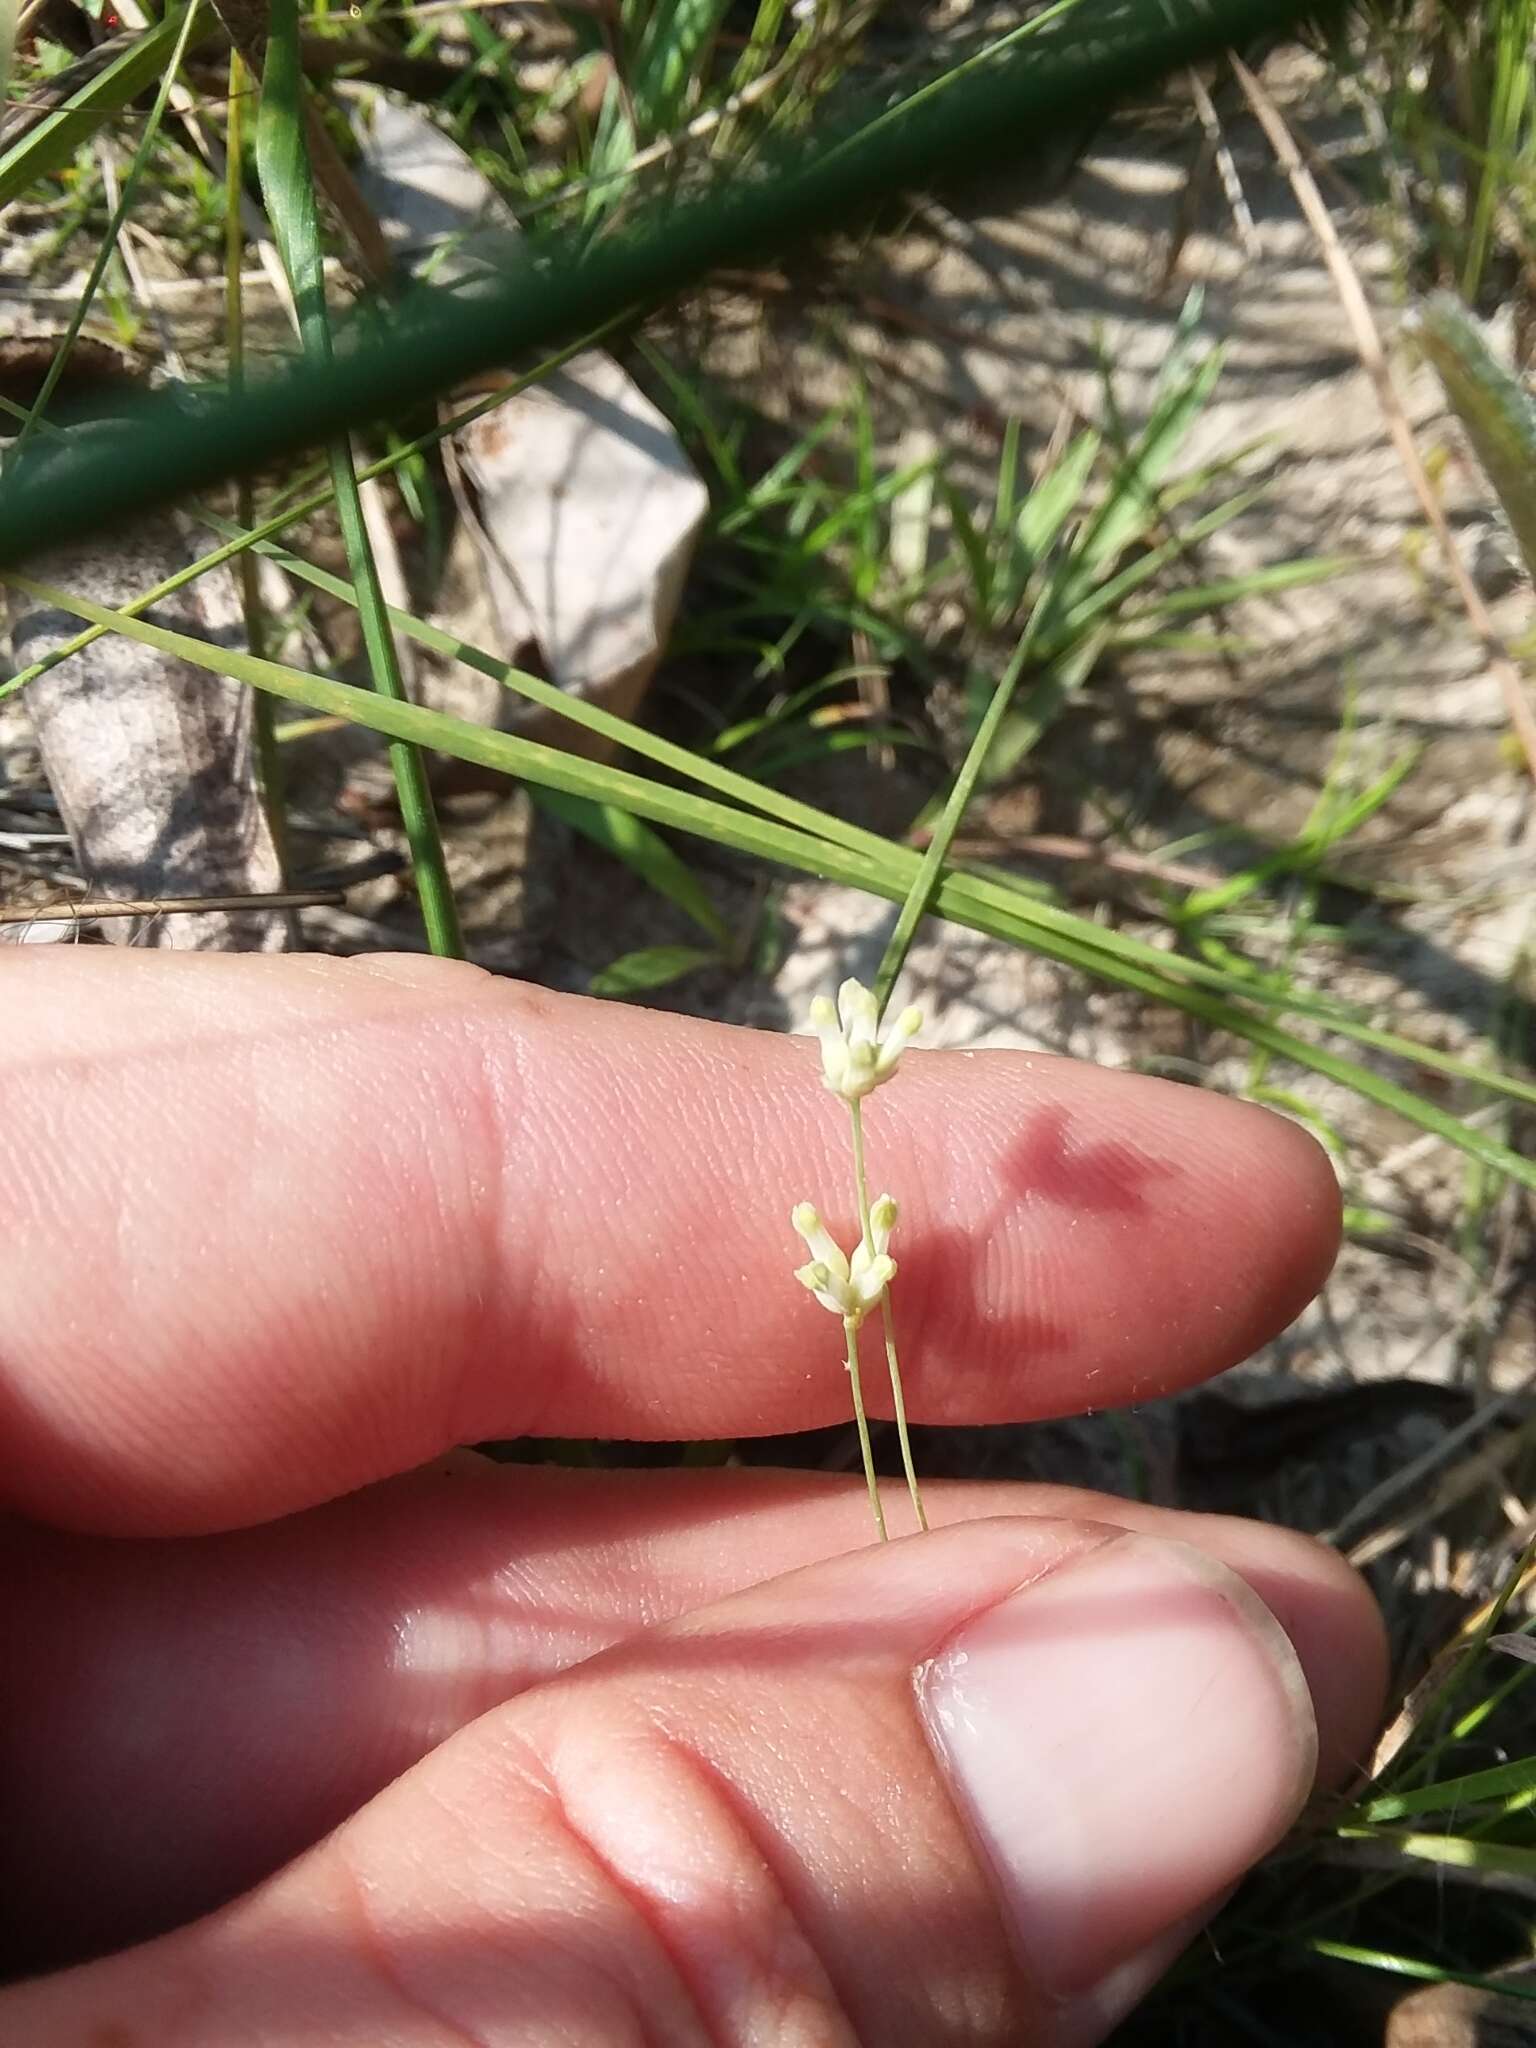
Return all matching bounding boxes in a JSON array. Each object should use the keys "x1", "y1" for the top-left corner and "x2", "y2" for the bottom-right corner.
[{"x1": 0, "y1": 951, "x2": 1338, "y2": 1534}]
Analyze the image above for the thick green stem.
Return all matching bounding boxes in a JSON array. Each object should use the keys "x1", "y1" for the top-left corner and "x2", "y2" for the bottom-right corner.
[
  {"x1": 843, "y1": 1314, "x2": 887, "y2": 1542},
  {"x1": 849, "y1": 1099, "x2": 926, "y2": 1533}
]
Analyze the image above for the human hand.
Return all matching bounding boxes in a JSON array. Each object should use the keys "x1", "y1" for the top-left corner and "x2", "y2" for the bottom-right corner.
[{"x1": 0, "y1": 951, "x2": 1385, "y2": 2045}]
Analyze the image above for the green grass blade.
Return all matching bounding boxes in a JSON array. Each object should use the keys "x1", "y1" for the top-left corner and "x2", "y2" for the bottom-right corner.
[
  {"x1": 1338, "y1": 1829, "x2": 1536, "y2": 1880},
  {"x1": 0, "y1": 0, "x2": 15, "y2": 103},
  {"x1": 0, "y1": 8, "x2": 212, "y2": 207},
  {"x1": 1015, "y1": 426, "x2": 1101, "y2": 571},
  {"x1": 1111, "y1": 552, "x2": 1359, "y2": 626},
  {"x1": 872, "y1": 629, "x2": 1037, "y2": 1010},
  {"x1": 1412, "y1": 291, "x2": 1536, "y2": 592},
  {"x1": 942, "y1": 479, "x2": 996, "y2": 617},
  {"x1": 80, "y1": 508, "x2": 1536, "y2": 1118},
  {"x1": 255, "y1": 0, "x2": 460, "y2": 955},
  {"x1": 0, "y1": 0, "x2": 1347, "y2": 564},
  {"x1": 1459, "y1": 0, "x2": 1535, "y2": 299},
  {"x1": 1072, "y1": 345, "x2": 1225, "y2": 576},
  {"x1": 630, "y1": 0, "x2": 731, "y2": 135},
  {"x1": 1306, "y1": 1943, "x2": 1536, "y2": 2001},
  {"x1": 16, "y1": 566, "x2": 1535, "y2": 1195},
  {"x1": 994, "y1": 417, "x2": 1023, "y2": 535},
  {"x1": 968, "y1": 628, "x2": 1105, "y2": 786},
  {"x1": 532, "y1": 788, "x2": 731, "y2": 944},
  {"x1": 590, "y1": 944, "x2": 722, "y2": 997},
  {"x1": 10, "y1": 0, "x2": 204, "y2": 458},
  {"x1": 1358, "y1": 1753, "x2": 1536, "y2": 1825},
  {"x1": 1180, "y1": 745, "x2": 1422, "y2": 919}
]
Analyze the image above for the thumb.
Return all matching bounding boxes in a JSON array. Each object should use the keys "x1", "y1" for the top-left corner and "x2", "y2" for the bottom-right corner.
[{"x1": 4, "y1": 1516, "x2": 1364, "y2": 2048}]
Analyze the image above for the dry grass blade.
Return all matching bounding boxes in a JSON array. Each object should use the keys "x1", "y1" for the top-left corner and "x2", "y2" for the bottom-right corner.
[
  {"x1": 1230, "y1": 52, "x2": 1536, "y2": 783},
  {"x1": 0, "y1": 886, "x2": 343, "y2": 925}
]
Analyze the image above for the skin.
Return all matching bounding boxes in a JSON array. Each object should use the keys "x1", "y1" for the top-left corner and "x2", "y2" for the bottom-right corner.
[{"x1": 0, "y1": 950, "x2": 1388, "y2": 2045}]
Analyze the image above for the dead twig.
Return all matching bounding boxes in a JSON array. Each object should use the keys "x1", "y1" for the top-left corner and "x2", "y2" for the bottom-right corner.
[{"x1": 1, "y1": 886, "x2": 344, "y2": 925}]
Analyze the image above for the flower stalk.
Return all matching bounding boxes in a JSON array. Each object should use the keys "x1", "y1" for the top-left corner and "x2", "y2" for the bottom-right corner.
[
  {"x1": 792, "y1": 977, "x2": 929, "y2": 1540},
  {"x1": 850, "y1": 1101, "x2": 928, "y2": 1533},
  {"x1": 844, "y1": 1315, "x2": 887, "y2": 1543}
]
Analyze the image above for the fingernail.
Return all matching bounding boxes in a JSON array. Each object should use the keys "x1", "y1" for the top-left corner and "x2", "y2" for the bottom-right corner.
[{"x1": 915, "y1": 1533, "x2": 1317, "y2": 2046}]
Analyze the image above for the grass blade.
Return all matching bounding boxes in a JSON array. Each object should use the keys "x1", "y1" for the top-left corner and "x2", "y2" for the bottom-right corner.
[
  {"x1": 874, "y1": 621, "x2": 1037, "y2": 1006},
  {"x1": 533, "y1": 788, "x2": 730, "y2": 944},
  {"x1": 1358, "y1": 1754, "x2": 1536, "y2": 1826},
  {"x1": 16, "y1": 566, "x2": 1535, "y2": 1196},
  {"x1": 0, "y1": 8, "x2": 212, "y2": 206},
  {"x1": 1412, "y1": 291, "x2": 1536, "y2": 592},
  {"x1": 590, "y1": 944, "x2": 721, "y2": 997},
  {"x1": 1306, "y1": 1943, "x2": 1536, "y2": 2001},
  {"x1": 8, "y1": 0, "x2": 204, "y2": 458},
  {"x1": 255, "y1": 0, "x2": 460, "y2": 955},
  {"x1": 0, "y1": 0, "x2": 1346, "y2": 564},
  {"x1": 31, "y1": 486, "x2": 1533, "y2": 1120}
]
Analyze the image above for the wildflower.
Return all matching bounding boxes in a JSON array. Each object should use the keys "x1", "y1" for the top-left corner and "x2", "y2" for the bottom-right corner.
[
  {"x1": 791, "y1": 1198, "x2": 898, "y2": 1325},
  {"x1": 809, "y1": 979, "x2": 923, "y2": 1103}
]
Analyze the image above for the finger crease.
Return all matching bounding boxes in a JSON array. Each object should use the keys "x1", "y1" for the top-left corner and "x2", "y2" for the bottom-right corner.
[
  {"x1": 330, "y1": 1833, "x2": 497, "y2": 2048},
  {"x1": 499, "y1": 1723, "x2": 714, "y2": 2048},
  {"x1": 653, "y1": 1729, "x2": 864, "y2": 2048}
]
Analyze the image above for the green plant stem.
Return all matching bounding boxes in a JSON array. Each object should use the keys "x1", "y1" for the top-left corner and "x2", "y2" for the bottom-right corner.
[
  {"x1": 843, "y1": 1314, "x2": 887, "y2": 1542},
  {"x1": 326, "y1": 451, "x2": 462, "y2": 955},
  {"x1": 873, "y1": 625, "x2": 1035, "y2": 1010},
  {"x1": 256, "y1": 0, "x2": 461, "y2": 956},
  {"x1": 857, "y1": 541, "x2": 1051, "y2": 1543},
  {"x1": 850, "y1": 1099, "x2": 926, "y2": 1533},
  {"x1": 225, "y1": 43, "x2": 286, "y2": 867}
]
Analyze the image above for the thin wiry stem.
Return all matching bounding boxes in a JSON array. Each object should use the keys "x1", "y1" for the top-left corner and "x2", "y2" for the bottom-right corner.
[
  {"x1": 843, "y1": 1314, "x2": 887, "y2": 1543},
  {"x1": 850, "y1": 1099, "x2": 926, "y2": 1533}
]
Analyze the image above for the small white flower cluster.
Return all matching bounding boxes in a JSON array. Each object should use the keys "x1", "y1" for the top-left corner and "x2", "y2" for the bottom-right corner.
[
  {"x1": 788, "y1": 976, "x2": 927, "y2": 1537},
  {"x1": 792, "y1": 1193, "x2": 898, "y2": 1327},
  {"x1": 792, "y1": 976, "x2": 921, "y2": 1326},
  {"x1": 810, "y1": 978, "x2": 923, "y2": 1105}
]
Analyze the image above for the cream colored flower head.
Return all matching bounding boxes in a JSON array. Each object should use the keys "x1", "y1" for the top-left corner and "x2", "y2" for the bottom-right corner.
[
  {"x1": 791, "y1": 1197, "x2": 898, "y2": 1325},
  {"x1": 809, "y1": 979, "x2": 922, "y2": 1104}
]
